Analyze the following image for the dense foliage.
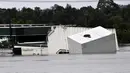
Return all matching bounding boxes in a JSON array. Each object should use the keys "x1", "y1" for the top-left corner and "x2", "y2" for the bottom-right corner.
[{"x1": 0, "y1": 0, "x2": 130, "y2": 44}]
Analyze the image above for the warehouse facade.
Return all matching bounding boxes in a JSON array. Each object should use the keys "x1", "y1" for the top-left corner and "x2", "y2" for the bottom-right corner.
[
  {"x1": 0, "y1": 24, "x2": 119, "y2": 55},
  {"x1": 0, "y1": 24, "x2": 51, "y2": 56}
]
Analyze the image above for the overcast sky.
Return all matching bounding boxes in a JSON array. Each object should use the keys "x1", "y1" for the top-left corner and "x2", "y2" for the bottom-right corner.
[{"x1": 0, "y1": 0, "x2": 129, "y2": 9}]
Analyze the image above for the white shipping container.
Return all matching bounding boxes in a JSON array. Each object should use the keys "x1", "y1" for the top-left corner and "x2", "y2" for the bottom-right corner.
[{"x1": 68, "y1": 26, "x2": 118, "y2": 54}]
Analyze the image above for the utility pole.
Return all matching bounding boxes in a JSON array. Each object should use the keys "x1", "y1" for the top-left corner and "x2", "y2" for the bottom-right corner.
[
  {"x1": 40, "y1": 44, "x2": 44, "y2": 56},
  {"x1": 9, "y1": 21, "x2": 12, "y2": 49},
  {"x1": 8, "y1": 11, "x2": 14, "y2": 56}
]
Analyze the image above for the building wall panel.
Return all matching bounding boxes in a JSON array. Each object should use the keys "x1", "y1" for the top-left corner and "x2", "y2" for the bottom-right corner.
[
  {"x1": 67, "y1": 37, "x2": 82, "y2": 54},
  {"x1": 82, "y1": 34, "x2": 117, "y2": 54}
]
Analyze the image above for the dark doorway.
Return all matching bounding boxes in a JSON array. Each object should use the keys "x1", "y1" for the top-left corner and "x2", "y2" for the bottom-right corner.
[
  {"x1": 13, "y1": 48, "x2": 22, "y2": 55},
  {"x1": 16, "y1": 35, "x2": 47, "y2": 43}
]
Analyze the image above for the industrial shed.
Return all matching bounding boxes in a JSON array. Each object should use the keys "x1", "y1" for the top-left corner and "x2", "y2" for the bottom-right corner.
[
  {"x1": 67, "y1": 26, "x2": 118, "y2": 54},
  {"x1": 47, "y1": 25, "x2": 118, "y2": 55}
]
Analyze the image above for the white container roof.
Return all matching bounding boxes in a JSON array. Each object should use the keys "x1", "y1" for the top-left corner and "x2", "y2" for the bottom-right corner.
[{"x1": 68, "y1": 26, "x2": 113, "y2": 44}]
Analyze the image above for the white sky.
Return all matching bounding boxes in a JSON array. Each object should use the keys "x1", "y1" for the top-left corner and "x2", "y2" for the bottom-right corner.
[{"x1": 0, "y1": 0, "x2": 129, "y2": 9}]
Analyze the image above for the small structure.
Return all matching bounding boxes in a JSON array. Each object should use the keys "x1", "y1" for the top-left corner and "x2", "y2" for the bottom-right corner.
[
  {"x1": 67, "y1": 26, "x2": 118, "y2": 54},
  {"x1": 14, "y1": 46, "x2": 48, "y2": 56},
  {"x1": 56, "y1": 49, "x2": 69, "y2": 54}
]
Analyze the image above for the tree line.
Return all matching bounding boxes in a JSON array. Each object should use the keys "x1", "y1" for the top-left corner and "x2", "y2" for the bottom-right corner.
[{"x1": 0, "y1": 1, "x2": 130, "y2": 44}]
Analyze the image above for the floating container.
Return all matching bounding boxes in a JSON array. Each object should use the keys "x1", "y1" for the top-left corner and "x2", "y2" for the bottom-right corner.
[{"x1": 68, "y1": 26, "x2": 118, "y2": 54}]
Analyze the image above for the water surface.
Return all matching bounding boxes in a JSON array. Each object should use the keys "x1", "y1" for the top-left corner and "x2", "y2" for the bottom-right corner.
[{"x1": 0, "y1": 46, "x2": 130, "y2": 73}]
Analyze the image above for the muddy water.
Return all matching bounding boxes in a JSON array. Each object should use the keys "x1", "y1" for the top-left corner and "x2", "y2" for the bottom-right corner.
[{"x1": 0, "y1": 46, "x2": 130, "y2": 73}]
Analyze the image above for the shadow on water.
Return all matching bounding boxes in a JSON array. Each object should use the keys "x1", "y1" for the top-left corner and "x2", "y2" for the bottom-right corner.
[{"x1": 119, "y1": 45, "x2": 130, "y2": 52}]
